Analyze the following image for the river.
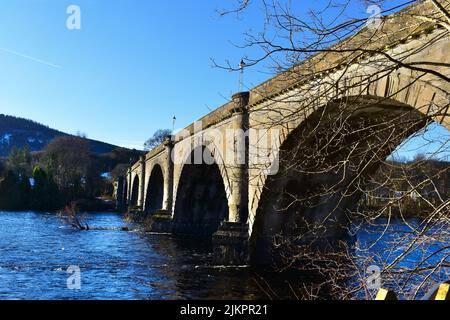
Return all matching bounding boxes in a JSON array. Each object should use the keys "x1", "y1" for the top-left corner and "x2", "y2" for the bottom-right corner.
[
  {"x1": 0, "y1": 211, "x2": 269, "y2": 299},
  {"x1": 0, "y1": 211, "x2": 447, "y2": 300}
]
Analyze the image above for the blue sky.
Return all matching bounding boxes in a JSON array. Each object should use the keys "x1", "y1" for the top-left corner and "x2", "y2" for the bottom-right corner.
[
  {"x1": 0, "y1": 0, "x2": 268, "y2": 149},
  {"x1": 0, "y1": 0, "x2": 448, "y2": 159}
]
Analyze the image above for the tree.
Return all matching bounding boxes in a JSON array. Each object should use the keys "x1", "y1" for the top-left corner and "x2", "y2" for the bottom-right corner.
[
  {"x1": 32, "y1": 165, "x2": 60, "y2": 211},
  {"x1": 41, "y1": 136, "x2": 91, "y2": 198},
  {"x1": 0, "y1": 170, "x2": 21, "y2": 210},
  {"x1": 0, "y1": 146, "x2": 33, "y2": 210},
  {"x1": 111, "y1": 163, "x2": 129, "y2": 180},
  {"x1": 217, "y1": 0, "x2": 450, "y2": 299},
  {"x1": 0, "y1": 135, "x2": 127, "y2": 210},
  {"x1": 7, "y1": 145, "x2": 32, "y2": 176},
  {"x1": 143, "y1": 129, "x2": 172, "y2": 150}
]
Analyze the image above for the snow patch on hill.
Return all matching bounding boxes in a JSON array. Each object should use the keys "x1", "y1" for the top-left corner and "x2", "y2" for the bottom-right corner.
[{"x1": 1, "y1": 133, "x2": 12, "y2": 145}]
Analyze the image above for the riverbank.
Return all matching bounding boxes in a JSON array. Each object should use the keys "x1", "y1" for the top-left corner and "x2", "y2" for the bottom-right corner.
[{"x1": 0, "y1": 197, "x2": 117, "y2": 214}]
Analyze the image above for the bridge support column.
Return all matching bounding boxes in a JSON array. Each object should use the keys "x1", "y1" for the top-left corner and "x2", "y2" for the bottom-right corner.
[
  {"x1": 162, "y1": 136, "x2": 174, "y2": 214},
  {"x1": 115, "y1": 176, "x2": 125, "y2": 211},
  {"x1": 150, "y1": 136, "x2": 175, "y2": 233},
  {"x1": 213, "y1": 92, "x2": 250, "y2": 265},
  {"x1": 138, "y1": 155, "x2": 146, "y2": 209},
  {"x1": 213, "y1": 222, "x2": 249, "y2": 265},
  {"x1": 127, "y1": 168, "x2": 132, "y2": 209}
]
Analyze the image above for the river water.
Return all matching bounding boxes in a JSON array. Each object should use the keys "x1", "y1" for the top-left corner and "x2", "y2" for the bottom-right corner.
[
  {"x1": 0, "y1": 211, "x2": 447, "y2": 300},
  {"x1": 0, "y1": 211, "x2": 267, "y2": 299}
]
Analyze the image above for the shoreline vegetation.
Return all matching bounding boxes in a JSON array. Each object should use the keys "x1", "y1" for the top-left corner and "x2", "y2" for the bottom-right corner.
[{"x1": 0, "y1": 136, "x2": 141, "y2": 213}]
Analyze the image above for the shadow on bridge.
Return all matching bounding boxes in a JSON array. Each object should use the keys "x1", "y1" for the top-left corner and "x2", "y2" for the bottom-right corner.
[
  {"x1": 172, "y1": 146, "x2": 229, "y2": 237},
  {"x1": 145, "y1": 164, "x2": 164, "y2": 215},
  {"x1": 250, "y1": 96, "x2": 428, "y2": 265},
  {"x1": 130, "y1": 175, "x2": 140, "y2": 208}
]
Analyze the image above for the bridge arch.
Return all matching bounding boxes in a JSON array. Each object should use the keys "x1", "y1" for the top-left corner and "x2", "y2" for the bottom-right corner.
[
  {"x1": 249, "y1": 94, "x2": 449, "y2": 264},
  {"x1": 130, "y1": 174, "x2": 140, "y2": 207},
  {"x1": 144, "y1": 163, "x2": 164, "y2": 214},
  {"x1": 173, "y1": 145, "x2": 229, "y2": 237}
]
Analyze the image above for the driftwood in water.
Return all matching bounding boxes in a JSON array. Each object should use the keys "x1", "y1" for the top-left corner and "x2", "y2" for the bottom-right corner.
[
  {"x1": 58, "y1": 203, "x2": 89, "y2": 230},
  {"x1": 58, "y1": 203, "x2": 134, "y2": 231}
]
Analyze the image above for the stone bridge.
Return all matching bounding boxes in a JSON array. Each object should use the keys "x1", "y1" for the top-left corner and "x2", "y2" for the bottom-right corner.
[{"x1": 117, "y1": 1, "x2": 450, "y2": 265}]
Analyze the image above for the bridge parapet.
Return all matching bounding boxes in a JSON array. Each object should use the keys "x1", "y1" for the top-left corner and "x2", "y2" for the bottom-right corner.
[
  {"x1": 145, "y1": 144, "x2": 165, "y2": 161},
  {"x1": 173, "y1": 100, "x2": 235, "y2": 143},
  {"x1": 247, "y1": 0, "x2": 444, "y2": 108}
]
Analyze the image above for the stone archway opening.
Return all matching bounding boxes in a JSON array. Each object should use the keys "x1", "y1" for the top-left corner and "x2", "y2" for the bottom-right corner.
[
  {"x1": 173, "y1": 146, "x2": 229, "y2": 237},
  {"x1": 145, "y1": 164, "x2": 164, "y2": 214},
  {"x1": 359, "y1": 121, "x2": 450, "y2": 217},
  {"x1": 130, "y1": 175, "x2": 140, "y2": 207},
  {"x1": 250, "y1": 96, "x2": 435, "y2": 265}
]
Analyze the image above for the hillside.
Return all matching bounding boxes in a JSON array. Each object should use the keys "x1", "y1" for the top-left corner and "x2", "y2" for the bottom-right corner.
[{"x1": 0, "y1": 114, "x2": 119, "y2": 157}]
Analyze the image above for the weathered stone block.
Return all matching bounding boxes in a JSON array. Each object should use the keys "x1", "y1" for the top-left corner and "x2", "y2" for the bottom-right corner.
[
  {"x1": 212, "y1": 222, "x2": 249, "y2": 265},
  {"x1": 150, "y1": 209, "x2": 173, "y2": 233}
]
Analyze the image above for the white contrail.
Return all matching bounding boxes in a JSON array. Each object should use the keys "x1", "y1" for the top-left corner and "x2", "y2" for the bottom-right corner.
[{"x1": 0, "y1": 47, "x2": 62, "y2": 68}]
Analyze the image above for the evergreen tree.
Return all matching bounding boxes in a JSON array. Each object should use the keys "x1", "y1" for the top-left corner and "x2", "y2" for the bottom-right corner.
[
  {"x1": 32, "y1": 165, "x2": 60, "y2": 211},
  {"x1": 0, "y1": 170, "x2": 21, "y2": 210}
]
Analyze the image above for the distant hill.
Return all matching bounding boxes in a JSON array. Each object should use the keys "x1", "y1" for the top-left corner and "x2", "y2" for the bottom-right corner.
[{"x1": 0, "y1": 114, "x2": 120, "y2": 157}]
